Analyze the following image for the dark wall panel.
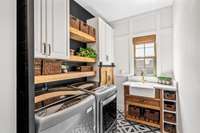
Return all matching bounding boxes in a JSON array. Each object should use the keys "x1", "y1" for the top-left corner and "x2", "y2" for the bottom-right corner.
[
  {"x1": 70, "y1": 0, "x2": 94, "y2": 22},
  {"x1": 70, "y1": 0, "x2": 94, "y2": 52}
]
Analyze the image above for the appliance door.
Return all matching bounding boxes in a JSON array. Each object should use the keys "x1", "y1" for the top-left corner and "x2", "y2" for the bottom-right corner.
[
  {"x1": 100, "y1": 94, "x2": 117, "y2": 133},
  {"x1": 35, "y1": 96, "x2": 96, "y2": 133}
]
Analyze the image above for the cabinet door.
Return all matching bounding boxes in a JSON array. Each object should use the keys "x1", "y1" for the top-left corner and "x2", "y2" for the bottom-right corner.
[
  {"x1": 34, "y1": 0, "x2": 47, "y2": 58},
  {"x1": 105, "y1": 24, "x2": 114, "y2": 65},
  {"x1": 46, "y1": 0, "x2": 69, "y2": 59},
  {"x1": 98, "y1": 18, "x2": 107, "y2": 64},
  {"x1": 110, "y1": 27, "x2": 114, "y2": 63}
]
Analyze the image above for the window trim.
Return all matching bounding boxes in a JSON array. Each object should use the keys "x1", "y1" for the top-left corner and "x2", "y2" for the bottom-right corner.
[{"x1": 133, "y1": 35, "x2": 157, "y2": 77}]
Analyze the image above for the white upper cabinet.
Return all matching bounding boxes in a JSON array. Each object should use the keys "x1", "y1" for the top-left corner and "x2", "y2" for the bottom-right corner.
[
  {"x1": 34, "y1": 0, "x2": 69, "y2": 59},
  {"x1": 34, "y1": 0, "x2": 45, "y2": 58},
  {"x1": 87, "y1": 17, "x2": 114, "y2": 65},
  {"x1": 105, "y1": 24, "x2": 114, "y2": 65}
]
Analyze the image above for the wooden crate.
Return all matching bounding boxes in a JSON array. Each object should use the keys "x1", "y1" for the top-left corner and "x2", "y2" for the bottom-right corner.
[
  {"x1": 42, "y1": 60, "x2": 62, "y2": 75},
  {"x1": 70, "y1": 15, "x2": 80, "y2": 30},
  {"x1": 76, "y1": 66, "x2": 93, "y2": 72},
  {"x1": 80, "y1": 21, "x2": 89, "y2": 34},
  {"x1": 88, "y1": 26, "x2": 96, "y2": 38},
  {"x1": 34, "y1": 59, "x2": 42, "y2": 76}
]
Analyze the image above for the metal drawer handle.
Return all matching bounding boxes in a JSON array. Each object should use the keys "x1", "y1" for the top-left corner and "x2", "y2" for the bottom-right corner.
[
  {"x1": 48, "y1": 44, "x2": 51, "y2": 56},
  {"x1": 42, "y1": 43, "x2": 46, "y2": 55},
  {"x1": 86, "y1": 106, "x2": 93, "y2": 114},
  {"x1": 102, "y1": 94, "x2": 116, "y2": 106}
]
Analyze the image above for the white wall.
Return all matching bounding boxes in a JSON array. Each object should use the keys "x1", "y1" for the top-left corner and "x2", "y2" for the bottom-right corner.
[
  {"x1": 111, "y1": 7, "x2": 173, "y2": 77},
  {"x1": 173, "y1": 0, "x2": 200, "y2": 132},
  {"x1": 0, "y1": 0, "x2": 16, "y2": 133}
]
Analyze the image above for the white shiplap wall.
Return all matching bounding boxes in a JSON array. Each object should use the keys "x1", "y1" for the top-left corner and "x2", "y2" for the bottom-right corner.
[{"x1": 111, "y1": 6, "x2": 173, "y2": 77}]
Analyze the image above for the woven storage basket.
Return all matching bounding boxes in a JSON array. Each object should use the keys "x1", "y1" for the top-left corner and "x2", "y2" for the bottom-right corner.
[
  {"x1": 164, "y1": 91, "x2": 176, "y2": 100},
  {"x1": 164, "y1": 102, "x2": 176, "y2": 111},
  {"x1": 34, "y1": 59, "x2": 42, "y2": 76},
  {"x1": 70, "y1": 15, "x2": 80, "y2": 30},
  {"x1": 80, "y1": 21, "x2": 89, "y2": 34},
  {"x1": 42, "y1": 60, "x2": 62, "y2": 75},
  {"x1": 164, "y1": 112, "x2": 176, "y2": 123},
  {"x1": 88, "y1": 26, "x2": 96, "y2": 38}
]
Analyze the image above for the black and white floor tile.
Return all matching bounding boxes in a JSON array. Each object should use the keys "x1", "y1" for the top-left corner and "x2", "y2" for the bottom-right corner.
[{"x1": 109, "y1": 111, "x2": 160, "y2": 133}]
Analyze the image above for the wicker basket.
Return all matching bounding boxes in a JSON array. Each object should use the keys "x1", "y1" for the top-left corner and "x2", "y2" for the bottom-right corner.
[
  {"x1": 164, "y1": 91, "x2": 176, "y2": 100},
  {"x1": 144, "y1": 110, "x2": 160, "y2": 123},
  {"x1": 88, "y1": 26, "x2": 96, "y2": 38},
  {"x1": 80, "y1": 21, "x2": 89, "y2": 34},
  {"x1": 34, "y1": 59, "x2": 42, "y2": 76},
  {"x1": 164, "y1": 102, "x2": 176, "y2": 111},
  {"x1": 70, "y1": 15, "x2": 80, "y2": 30},
  {"x1": 128, "y1": 105, "x2": 140, "y2": 118},
  {"x1": 42, "y1": 60, "x2": 62, "y2": 75},
  {"x1": 164, "y1": 124, "x2": 176, "y2": 133},
  {"x1": 164, "y1": 112, "x2": 176, "y2": 123}
]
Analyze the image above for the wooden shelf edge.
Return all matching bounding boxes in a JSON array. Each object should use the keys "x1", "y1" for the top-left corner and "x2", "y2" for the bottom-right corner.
[
  {"x1": 67, "y1": 55, "x2": 96, "y2": 63},
  {"x1": 35, "y1": 71, "x2": 96, "y2": 84},
  {"x1": 164, "y1": 121, "x2": 176, "y2": 126},
  {"x1": 127, "y1": 101, "x2": 161, "y2": 111},
  {"x1": 126, "y1": 115, "x2": 160, "y2": 128},
  {"x1": 70, "y1": 27, "x2": 96, "y2": 43}
]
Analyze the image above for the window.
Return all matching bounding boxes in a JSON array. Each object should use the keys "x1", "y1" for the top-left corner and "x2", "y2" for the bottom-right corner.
[{"x1": 133, "y1": 35, "x2": 157, "y2": 76}]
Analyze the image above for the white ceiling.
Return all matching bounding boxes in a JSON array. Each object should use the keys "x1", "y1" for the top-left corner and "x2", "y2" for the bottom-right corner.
[{"x1": 74, "y1": 0, "x2": 174, "y2": 22}]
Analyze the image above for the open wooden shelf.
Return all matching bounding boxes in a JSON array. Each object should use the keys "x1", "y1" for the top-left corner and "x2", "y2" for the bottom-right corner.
[
  {"x1": 35, "y1": 71, "x2": 96, "y2": 84},
  {"x1": 67, "y1": 55, "x2": 96, "y2": 63},
  {"x1": 126, "y1": 101, "x2": 161, "y2": 111},
  {"x1": 126, "y1": 115, "x2": 161, "y2": 128},
  {"x1": 70, "y1": 27, "x2": 96, "y2": 43}
]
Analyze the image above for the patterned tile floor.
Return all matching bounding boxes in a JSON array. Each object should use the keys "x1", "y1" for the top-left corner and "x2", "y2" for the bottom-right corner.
[{"x1": 109, "y1": 111, "x2": 160, "y2": 133}]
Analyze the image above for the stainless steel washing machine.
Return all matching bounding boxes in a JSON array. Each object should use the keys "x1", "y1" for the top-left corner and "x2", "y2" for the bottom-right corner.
[{"x1": 35, "y1": 87, "x2": 96, "y2": 133}]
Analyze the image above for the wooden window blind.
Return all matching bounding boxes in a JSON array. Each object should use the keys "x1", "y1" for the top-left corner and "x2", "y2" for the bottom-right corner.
[{"x1": 133, "y1": 35, "x2": 156, "y2": 45}]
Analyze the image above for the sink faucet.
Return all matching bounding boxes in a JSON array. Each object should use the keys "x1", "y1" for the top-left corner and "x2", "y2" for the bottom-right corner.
[{"x1": 141, "y1": 71, "x2": 145, "y2": 83}]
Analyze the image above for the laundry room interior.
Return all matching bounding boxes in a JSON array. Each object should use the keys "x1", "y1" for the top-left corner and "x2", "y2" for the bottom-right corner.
[{"x1": 1, "y1": 0, "x2": 200, "y2": 133}]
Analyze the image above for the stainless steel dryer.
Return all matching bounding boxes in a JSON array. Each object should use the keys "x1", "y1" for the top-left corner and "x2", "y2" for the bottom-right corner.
[
  {"x1": 71, "y1": 82, "x2": 117, "y2": 133},
  {"x1": 35, "y1": 87, "x2": 96, "y2": 133}
]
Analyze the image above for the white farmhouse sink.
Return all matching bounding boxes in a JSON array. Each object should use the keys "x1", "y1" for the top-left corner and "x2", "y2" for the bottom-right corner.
[
  {"x1": 123, "y1": 81, "x2": 155, "y2": 89},
  {"x1": 123, "y1": 81, "x2": 156, "y2": 98}
]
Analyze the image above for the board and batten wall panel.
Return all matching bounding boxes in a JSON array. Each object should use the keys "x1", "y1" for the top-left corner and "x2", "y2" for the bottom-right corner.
[
  {"x1": 131, "y1": 13, "x2": 157, "y2": 34},
  {"x1": 158, "y1": 28, "x2": 173, "y2": 75},
  {"x1": 160, "y1": 7, "x2": 173, "y2": 29},
  {"x1": 112, "y1": 6, "x2": 173, "y2": 76},
  {"x1": 114, "y1": 36, "x2": 130, "y2": 75},
  {"x1": 0, "y1": 0, "x2": 16, "y2": 133},
  {"x1": 113, "y1": 19, "x2": 130, "y2": 36}
]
